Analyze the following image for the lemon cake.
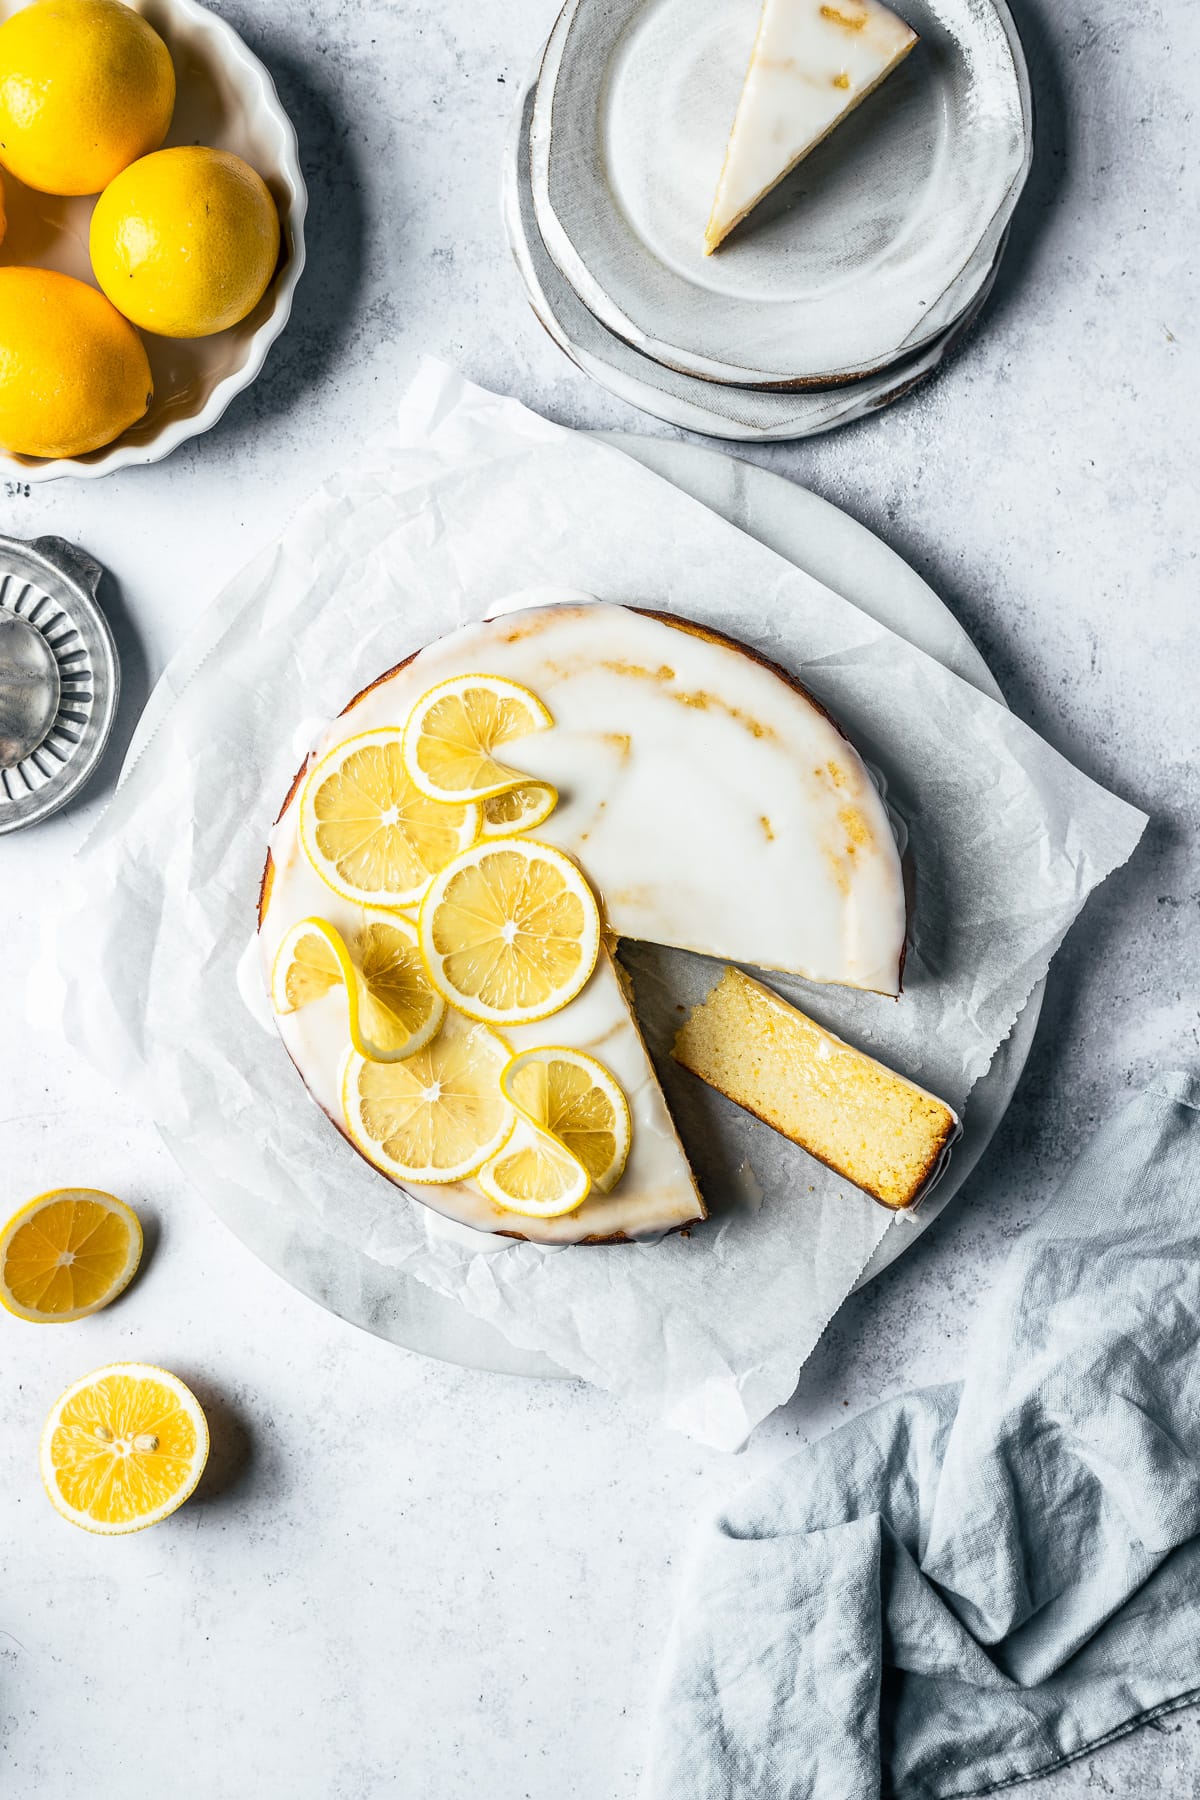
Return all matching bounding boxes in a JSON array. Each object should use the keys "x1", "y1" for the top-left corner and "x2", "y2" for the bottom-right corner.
[
  {"x1": 258, "y1": 594, "x2": 908, "y2": 1244},
  {"x1": 673, "y1": 966, "x2": 958, "y2": 1209},
  {"x1": 706, "y1": 0, "x2": 919, "y2": 254}
]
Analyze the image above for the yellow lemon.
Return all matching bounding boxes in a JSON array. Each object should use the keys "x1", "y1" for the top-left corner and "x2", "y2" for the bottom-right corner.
[
  {"x1": 0, "y1": 267, "x2": 152, "y2": 458},
  {"x1": 0, "y1": 0, "x2": 174, "y2": 197},
  {"x1": 91, "y1": 145, "x2": 281, "y2": 338},
  {"x1": 41, "y1": 1363, "x2": 209, "y2": 1535},
  {"x1": 0, "y1": 1187, "x2": 142, "y2": 1322},
  {"x1": 0, "y1": 171, "x2": 6, "y2": 246}
]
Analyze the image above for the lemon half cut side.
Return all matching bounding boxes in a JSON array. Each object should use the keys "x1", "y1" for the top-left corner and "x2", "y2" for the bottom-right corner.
[{"x1": 41, "y1": 1363, "x2": 209, "y2": 1535}]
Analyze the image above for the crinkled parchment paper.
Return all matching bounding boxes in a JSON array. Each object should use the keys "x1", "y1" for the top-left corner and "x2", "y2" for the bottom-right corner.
[{"x1": 55, "y1": 363, "x2": 1146, "y2": 1449}]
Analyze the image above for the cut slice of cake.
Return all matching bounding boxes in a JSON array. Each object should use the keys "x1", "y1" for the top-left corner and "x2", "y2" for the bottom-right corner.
[
  {"x1": 673, "y1": 966, "x2": 959, "y2": 1209},
  {"x1": 705, "y1": 0, "x2": 919, "y2": 254}
]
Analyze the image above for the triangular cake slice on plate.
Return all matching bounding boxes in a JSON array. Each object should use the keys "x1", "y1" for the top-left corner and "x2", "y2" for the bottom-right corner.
[{"x1": 705, "y1": 0, "x2": 919, "y2": 254}]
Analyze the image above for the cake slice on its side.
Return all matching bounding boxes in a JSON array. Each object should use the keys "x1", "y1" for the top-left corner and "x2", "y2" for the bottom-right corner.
[
  {"x1": 673, "y1": 967, "x2": 958, "y2": 1210},
  {"x1": 705, "y1": 0, "x2": 919, "y2": 254}
]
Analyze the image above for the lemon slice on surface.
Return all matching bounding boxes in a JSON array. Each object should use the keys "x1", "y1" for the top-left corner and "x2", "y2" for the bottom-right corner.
[
  {"x1": 418, "y1": 840, "x2": 601, "y2": 1026},
  {"x1": 402, "y1": 675, "x2": 552, "y2": 802},
  {"x1": 272, "y1": 913, "x2": 445, "y2": 1063},
  {"x1": 341, "y1": 1009, "x2": 514, "y2": 1184},
  {"x1": 478, "y1": 1118, "x2": 591, "y2": 1219},
  {"x1": 0, "y1": 1189, "x2": 142, "y2": 1324},
  {"x1": 501, "y1": 1048, "x2": 631, "y2": 1194},
  {"x1": 299, "y1": 729, "x2": 479, "y2": 909},
  {"x1": 480, "y1": 781, "x2": 558, "y2": 839},
  {"x1": 41, "y1": 1363, "x2": 209, "y2": 1535}
]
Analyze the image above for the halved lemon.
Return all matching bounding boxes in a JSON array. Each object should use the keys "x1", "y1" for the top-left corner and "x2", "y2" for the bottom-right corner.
[
  {"x1": 341, "y1": 1008, "x2": 514, "y2": 1184},
  {"x1": 299, "y1": 729, "x2": 479, "y2": 908},
  {"x1": 0, "y1": 1189, "x2": 142, "y2": 1323},
  {"x1": 272, "y1": 912, "x2": 444, "y2": 1062},
  {"x1": 41, "y1": 1363, "x2": 209, "y2": 1535},
  {"x1": 402, "y1": 675, "x2": 552, "y2": 802},
  {"x1": 478, "y1": 1118, "x2": 591, "y2": 1219},
  {"x1": 501, "y1": 1048, "x2": 631, "y2": 1194},
  {"x1": 418, "y1": 840, "x2": 601, "y2": 1026},
  {"x1": 480, "y1": 781, "x2": 558, "y2": 839}
]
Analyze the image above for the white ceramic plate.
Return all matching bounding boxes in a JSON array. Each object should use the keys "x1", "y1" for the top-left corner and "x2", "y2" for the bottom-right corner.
[
  {"x1": 0, "y1": 0, "x2": 306, "y2": 482},
  {"x1": 530, "y1": 0, "x2": 1031, "y2": 389},
  {"x1": 505, "y1": 69, "x2": 1003, "y2": 443},
  {"x1": 179, "y1": 438, "x2": 1040, "y2": 1375}
]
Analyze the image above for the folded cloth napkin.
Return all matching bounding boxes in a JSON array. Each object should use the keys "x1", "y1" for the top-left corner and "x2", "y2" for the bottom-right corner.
[{"x1": 649, "y1": 1073, "x2": 1200, "y2": 1799}]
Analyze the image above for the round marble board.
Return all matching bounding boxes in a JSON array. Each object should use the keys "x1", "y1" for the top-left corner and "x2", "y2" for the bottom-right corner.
[{"x1": 207, "y1": 437, "x2": 1042, "y2": 1379}]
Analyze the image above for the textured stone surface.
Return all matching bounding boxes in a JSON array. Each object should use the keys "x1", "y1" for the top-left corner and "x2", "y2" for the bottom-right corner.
[{"x1": 3, "y1": 0, "x2": 1197, "y2": 1793}]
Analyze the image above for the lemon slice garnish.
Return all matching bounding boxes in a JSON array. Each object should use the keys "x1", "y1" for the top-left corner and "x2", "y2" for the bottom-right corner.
[
  {"x1": 0, "y1": 1189, "x2": 142, "y2": 1324},
  {"x1": 341, "y1": 1010, "x2": 514, "y2": 1184},
  {"x1": 418, "y1": 839, "x2": 601, "y2": 1026},
  {"x1": 501, "y1": 1047, "x2": 631, "y2": 1194},
  {"x1": 272, "y1": 912, "x2": 445, "y2": 1063},
  {"x1": 480, "y1": 781, "x2": 558, "y2": 839},
  {"x1": 41, "y1": 1363, "x2": 209, "y2": 1535},
  {"x1": 299, "y1": 728, "x2": 479, "y2": 909},
  {"x1": 478, "y1": 1118, "x2": 591, "y2": 1219},
  {"x1": 402, "y1": 675, "x2": 552, "y2": 803}
]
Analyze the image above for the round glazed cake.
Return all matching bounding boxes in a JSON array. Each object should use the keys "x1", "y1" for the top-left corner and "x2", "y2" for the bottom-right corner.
[{"x1": 258, "y1": 593, "x2": 907, "y2": 1245}]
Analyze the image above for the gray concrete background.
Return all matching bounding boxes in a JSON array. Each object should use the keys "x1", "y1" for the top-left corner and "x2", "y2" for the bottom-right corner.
[{"x1": 3, "y1": 0, "x2": 1197, "y2": 1793}]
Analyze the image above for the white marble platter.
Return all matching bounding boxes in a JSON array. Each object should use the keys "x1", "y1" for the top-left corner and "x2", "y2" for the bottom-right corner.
[
  {"x1": 183, "y1": 435, "x2": 1040, "y2": 1378},
  {"x1": 529, "y1": 0, "x2": 1032, "y2": 389},
  {"x1": 505, "y1": 68, "x2": 1005, "y2": 442}
]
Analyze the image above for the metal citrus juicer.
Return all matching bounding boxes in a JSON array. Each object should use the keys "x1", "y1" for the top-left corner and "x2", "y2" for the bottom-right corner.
[{"x1": 0, "y1": 534, "x2": 119, "y2": 834}]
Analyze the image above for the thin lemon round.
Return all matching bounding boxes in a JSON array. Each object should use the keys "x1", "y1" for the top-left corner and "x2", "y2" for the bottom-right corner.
[
  {"x1": 478, "y1": 1118, "x2": 590, "y2": 1219},
  {"x1": 501, "y1": 1048, "x2": 631, "y2": 1194},
  {"x1": 272, "y1": 912, "x2": 445, "y2": 1063},
  {"x1": 402, "y1": 675, "x2": 552, "y2": 802},
  {"x1": 418, "y1": 839, "x2": 601, "y2": 1026},
  {"x1": 0, "y1": 1188, "x2": 142, "y2": 1323},
  {"x1": 41, "y1": 1363, "x2": 209, "y2": 1535},
  {"x1": 299, "y1": 729, "x2": 479, "y2": 909},
  {"x1": 341, "y1": 1011, "x2": 514, "y2": 1184},
  {"x1": 480, "y1": 781, "x2": 558, "y2": 839}
]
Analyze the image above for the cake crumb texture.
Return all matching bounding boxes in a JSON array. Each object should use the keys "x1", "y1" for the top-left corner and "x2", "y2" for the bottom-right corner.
[{"x1": 673, "y1": 967, "x2": 958, "y2": 1209}]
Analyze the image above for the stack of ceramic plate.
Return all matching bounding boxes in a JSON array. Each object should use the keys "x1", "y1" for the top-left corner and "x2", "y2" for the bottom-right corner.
[{"x1": 503, "y1": 0, "x2": 1032, "y2": 442}]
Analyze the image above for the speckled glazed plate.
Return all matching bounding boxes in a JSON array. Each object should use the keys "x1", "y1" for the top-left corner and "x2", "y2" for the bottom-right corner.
[
  {"x1": 530, "y1": 0, "x2": 1031, "y2": 389},
  {"x1": 505, "y1": 70, "x2": 1004, "y2": 442},
  {"x1": 190, "y1": 440, "x2": 1041, "y2": 1376}
]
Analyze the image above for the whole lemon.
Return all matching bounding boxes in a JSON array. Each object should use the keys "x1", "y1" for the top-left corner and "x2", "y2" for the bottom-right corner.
[
  {"x1": 0, "y1": 0, "x2": 174, "y2": 197},
  {"x1": 91, "y1": 146, "x2": 281, "y2": 339},
  {"x1": 0, "y1": 267, "x2": 153, "y2": 458}
]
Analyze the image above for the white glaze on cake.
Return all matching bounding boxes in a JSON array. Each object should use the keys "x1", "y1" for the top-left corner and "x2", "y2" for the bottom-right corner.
[{"x1": 258, "y1": 596, "x2": 906, "y2": 1243}]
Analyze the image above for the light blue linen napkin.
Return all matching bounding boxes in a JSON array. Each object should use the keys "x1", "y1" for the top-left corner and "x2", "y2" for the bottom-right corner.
[{"x1": 649, "y1": 1073, "x2": 1200, "y2": 1799}]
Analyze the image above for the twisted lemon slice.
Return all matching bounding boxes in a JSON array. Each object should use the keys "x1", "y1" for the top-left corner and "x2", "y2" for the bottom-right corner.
[
  {"x1": 418, "y1": 839, "x2": 601, "y2": 1026},
  {"x1": 402, "y1": 675, "x2": 553, "y2": 803},
  {"x1": 271, "y1": 911, "x2": 443, "y2": 1063},
  {"x1": 0, "y1": 1189, "x2": 142, "y2": 1324},
  {"x1": 501, "y1": 1047, "x2": 630, "y2": 1195},
  {"x1": 341, "y1": 1008, "x2": 513, "y2": 1183},
  {"x1": 41, "y1": 1363, "x2": 209, "y2": 1535},
  {"x1": 478, "y1": 1119, "x2": 591, "y2": 1219},
  {"x1": 299, "y1": 728, "x2": 478, "y2": 909}
]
